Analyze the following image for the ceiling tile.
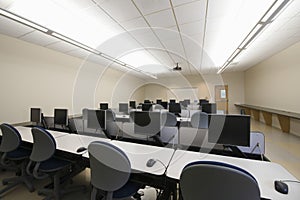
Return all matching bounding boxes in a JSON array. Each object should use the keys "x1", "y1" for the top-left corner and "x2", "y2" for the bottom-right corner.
[
  {"x1": 99, "y1": 0, "x2": 141, "y2": 22},
  {"x1": 145, "y1": 9, "x2": 176, "y2": 28},
  {"x1": 66, "y1": 48, "x2": 91, "y2": 59},
  {"x1": 97, "y1": 32, "x2": 143, "y2": 58},
  {"x1": 121, "y1": 17, "x2": 148, "y2": 30},
  {"x1": 47, "y1": 41, "x2": 78, "y2": 53},
  {"x1": 0, "y1": 16, "x2": 34, "y2": 37},
  {"x1": 172, "y1": 0, "x2": 197, "y2": 7},
  {"x1": 20, "y1": 30, "x2": 59, "y2": 46},
  {"x1": 133, "y1": 0, "x2": 170, "y2": 15},
  {"x1": 130, "y1": 29, "x2": 163, "y2": 49},
  {"x1": 0, "y1": 0, "x2": 14, "y2": 9},
  {"x1": 153, "y1": 28, "x2": 180, "y2": 41},
  {"x1": 180, "y1": 21, "x2": 204, "y2": 36},
  {"x1": 174, "y1": 0, "x2": 206, "y2": 24}
]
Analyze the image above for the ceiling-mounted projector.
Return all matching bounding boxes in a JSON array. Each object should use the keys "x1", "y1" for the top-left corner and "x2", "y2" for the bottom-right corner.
[{"x1": 173, "y1": 63, "x2": 182, "y2": 71}]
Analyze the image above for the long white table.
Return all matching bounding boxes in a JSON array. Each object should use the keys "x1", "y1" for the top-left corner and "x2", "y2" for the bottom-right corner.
[
  {"x1": 4, "y1": 126, "x2": 299, "y2": 199},
  {"x1": 110, "y1": 140, "x2": 175, "y2": 176},
  {"x1": 54, "y1": 133, "x2": 175, "y2": 176},
  {"x1": 0, "y1": 126, "x2": 68, "y2": 143},
  {"x1": 167, "y1": 150, "x2": 300, "y2": 200}
]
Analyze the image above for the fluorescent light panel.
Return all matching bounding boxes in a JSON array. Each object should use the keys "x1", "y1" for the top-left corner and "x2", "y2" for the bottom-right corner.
[
  {"x1": 218, "y1": 0, "x2": 292, "y2": 74},
  {"x1": 0, "y1": 8, "x2": 48, "y2": 32}
]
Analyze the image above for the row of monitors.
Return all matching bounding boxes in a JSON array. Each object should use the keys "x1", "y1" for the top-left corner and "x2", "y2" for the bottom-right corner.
[
  {"x1": 30, "y1": 108, "x2": 68, "y2": 126},
  {"x1": 99, "y1": 101, "x2": 216, "y2": 115},
  {"x1": 87, "y1": 109, "x2": 250, "y2": 147}
]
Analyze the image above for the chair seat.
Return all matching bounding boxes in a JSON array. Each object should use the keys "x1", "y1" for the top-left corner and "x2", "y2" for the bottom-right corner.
[
  {"x1": 7, "y1": 148, "x2": 31, "y2": 160},
  {"x1": 39, "y1": 157, "x2": 71, "y2": 173},
  {"x1": 113, "y1": 181, "x2": 142, "y2": 199}
]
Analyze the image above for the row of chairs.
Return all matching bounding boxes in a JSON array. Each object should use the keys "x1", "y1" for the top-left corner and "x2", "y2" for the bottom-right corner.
[
  {"x1": 1, "y1": 123, "x2": 262, "y2": 200},
  {"x1": 0, "y1": 124, "x2": 85, "y2": 199},
  {"x1": 0, "y1": 124, "x2": 143, "y2": 200}
]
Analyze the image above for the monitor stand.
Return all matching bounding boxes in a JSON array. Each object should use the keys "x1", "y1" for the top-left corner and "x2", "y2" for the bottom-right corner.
[{"x1": 223, "y1": 145, "x2": 247, "y2": 158}]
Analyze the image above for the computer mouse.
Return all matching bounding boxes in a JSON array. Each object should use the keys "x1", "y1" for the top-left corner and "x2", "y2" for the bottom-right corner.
[
  {"x1": 274, "y1": 180, "x2": 288, "y2": 194},
  {"x1": 76, "y1": 147, "x2": 87, "y2": 153},
  {"x1": 146, "y1": 159, "x2": 156, "y2": 167}
]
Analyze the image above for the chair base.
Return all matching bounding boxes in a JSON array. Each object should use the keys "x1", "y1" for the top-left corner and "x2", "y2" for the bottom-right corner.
[
  {"x1": 38, "y1": 174, "x2": 86, "y2": 200},
  {"x1": 0, "y1": 175, "x2": 35, "y2": 195}
]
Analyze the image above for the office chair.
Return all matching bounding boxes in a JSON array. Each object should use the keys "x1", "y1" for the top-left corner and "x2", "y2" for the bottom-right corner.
[
  {"x1": 0, "y1": 123, "x2": 34, "y2": 195},
  {"x1": 26, "y1": 127, "x2": 85, "y2": 200},
  {"x1": 161, "y1": 112, "x2": 177, "y2": 127},
  {"x1": 190, "y1": 111, "x2": 208, "y2": 129},
  {"x1": 88, "y1": 141, "x2": 142, "y2": 200},
  {"x1": 180, "y1": 161, "x2": 260, "y2": 200}
]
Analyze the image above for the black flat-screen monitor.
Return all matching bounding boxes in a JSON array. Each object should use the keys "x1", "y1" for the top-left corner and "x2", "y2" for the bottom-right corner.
[
  {"x1": 87, "y1": 109, "x2": 106, "y2": 130},
  {"x1": 129, "y1": 101, "x2": 136, "y2": 109},
  {"x1": 142, "y1": 103, "x2": 152, "y2": 111},
  {"x1": 133, "y1": 111, "x2": 160, "y2": 136},
  {"x1": 169, "y1": 103, "x2": 181, "y2": 115},
  {"x1": 144, "y1": 99, "x2": 151, "y2": 103},
  {"x1": 156, "y1": 99, "x2": 162, "y2": 104},
  {"x1": 199, "y1": 99, "x2": 209, "y2": 106},
  {"x1": 169, "y1": 99, "x2": 176, "y2": 104},
  {"x1": 184, "y1": 99, "x2": 190, "y2": 106},
  {"x1": 54, "y1": 109, "x2": 68, "y2": 126},
  {"x1": 202, "y1": 103, "x2": 216, "y2": 114},
  {"x1": 119, "y1": 103, "x2": 129, "y2": 114},
  {"x1": 30, "y1": 108, "x2": 41, "y2": 123},
  {"x1": 100, "y1": 103, "x2": 109, "y2": 110},
  {"x1": 160, "y1": 101, "x2": 168, "y2": 109},
  {"x1": 208, "y1": 114, "x2": 250, "y2": 147}
]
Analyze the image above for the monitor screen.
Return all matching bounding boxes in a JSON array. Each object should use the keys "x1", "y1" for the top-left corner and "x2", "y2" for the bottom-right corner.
[
  {"x1": 184, "y1": 99, "x2": 190, "y2": 106},
  {"x1": 100, "y1": 103, "x2": 109, "y2": 110},
  {"x1": 202, "y1": 103, "x2": 216, "y2": 114},
  {"x1": 160, "y1": 101, "x2": 168, "y2": 109},
  {"x1": 54, "y1": 109, "x2": 68, "y2": 125},
  {"x1": 30, "y1": 108, "x2": 41, "y2": 123},
  {"x1": 199, "y1": 99, "x2": 209, "y2": 106},
  {"x1": 133, "y1": 111, "x2": 161, "y2": 136},
  {"x1": 119, "y1": 103, "x2": 129, "y2": 114},
  {"x1": 156, "y1": 99, "x2": 162, "y2": 104},
  {"x1": 87, "y1": 109, "x2": 106, "y2": 130},
  {"x1": 208, "y1": 114, "x2": 250, "y2": 147},
  {"x1": 142, "y1": 103, "x2": 152, "y2": 111},
  {"x1": 169, "y1": 99, "x2": 176, "y2": 104},
  {"x1": 169, "y1": 103, "x2": 181, "y2": 114},
  {"x1": 129, "y1": 101, "x2": 136, "y2": 109},
  {"x1": 144, "y1": 99, "x2": 151, "y2": 103}
]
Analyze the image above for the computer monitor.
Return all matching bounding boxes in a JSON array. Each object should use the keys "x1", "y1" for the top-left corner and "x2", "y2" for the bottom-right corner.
[
  {"x1": 144, "y1": 99, "x2": 151, "y2": 103},
  {"x1": 169, "y1": 103, "x2": 181, "y2": 115},
  {"x1": 208, "y1": 114, "x2": 250, "y2": 147},
  {"x1": 87, "y1": 109, "x2": 106, "y2": 130},
  {"x1": 142, "y1": 103, "x2": 152, "y2": 111},
  {"x1": 119, "y1": 103, "x2": 129, "y2": 114},
  {"x1": 169, "y1": 99, "x2": 176, "y2": 104},
  {"x1": 202, "y1": 103, "x2": 216, "y2": 114},
  {"x1": 133, "y1": 111, "x2": 161, "y2": 136},
  {"x1": 184, "y1": 99, "x2": 190, "y2": 106},
  {"x1": 156, "y1": 99, "x2": 162, "y2": 104},
  {"x1": 100, "y1": 103, "x2": 109, "y2": 110},
  {"x1": 129, "y1": 101, "x2": 136, "y2": 109},
  {"x1": 54, "y1": 109, "x2": 68, "y2": 126},
  {"x1": 30, "y1": 108, "x2": 41, "y2": 124},
  {"x1": 199, "y1": 99, "x2": 209, "y2": 106},
  {"x1": 160, "y1": 101, "x2": 168, "y2": 109}
]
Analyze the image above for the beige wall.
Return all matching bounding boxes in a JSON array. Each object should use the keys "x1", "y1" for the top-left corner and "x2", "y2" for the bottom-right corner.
[
  {"x1": 0, "y1": 34, "x2": 145, "y2": 123},
  {"x1": 245, "y1": 41, "x2": 300, "y2": 136}
]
